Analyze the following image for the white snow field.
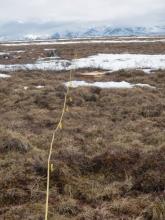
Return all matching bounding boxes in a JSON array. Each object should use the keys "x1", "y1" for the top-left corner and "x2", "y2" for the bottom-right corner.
[
  {"x1": 1, "y1": 39, "x2": 165, "y2": 46},
  {"x1": 0, "y1": 53, "x2": 165, "y2": 73},
  {"x1": 70, "y1": 54, "x2": 165, "y2": 73},
  {"x1": 64, "y1": 81, "x2": 155, "y2": 89}
]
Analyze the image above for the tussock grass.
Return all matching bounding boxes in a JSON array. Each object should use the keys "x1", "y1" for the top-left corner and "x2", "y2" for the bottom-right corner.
[{"x1": 0, "y1": 69, "x2": 165, "y2": 219}]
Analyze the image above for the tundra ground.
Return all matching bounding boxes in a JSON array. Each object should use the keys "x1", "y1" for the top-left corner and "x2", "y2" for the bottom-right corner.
[{"x1": 0, "y1": 39, "x2": 165, "y2": 219}]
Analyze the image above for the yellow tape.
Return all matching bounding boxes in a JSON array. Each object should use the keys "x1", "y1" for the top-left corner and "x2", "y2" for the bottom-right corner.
[
  {"x1": 59, "y1": 122, "x2": 63, "y2": 129},
  {"x1": 50, "y1": 164, "x2": 54, "y2": 172},
  {"x1": 45, "y1": 53, "x2": 76, "y2": 220}
]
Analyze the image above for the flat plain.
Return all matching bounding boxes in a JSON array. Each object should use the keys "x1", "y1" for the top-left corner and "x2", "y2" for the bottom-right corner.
[{"x1": 0, "y1": 37, "x2": 165, "y2": 220}]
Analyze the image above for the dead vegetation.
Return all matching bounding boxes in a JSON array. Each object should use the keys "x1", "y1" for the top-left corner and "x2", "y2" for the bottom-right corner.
[
  {"x1": 1, "y1": 38, "x2": 165, "y2": 64},
  {"x1": 0, "y1": 41, "x2": 165, "y2": 219}
]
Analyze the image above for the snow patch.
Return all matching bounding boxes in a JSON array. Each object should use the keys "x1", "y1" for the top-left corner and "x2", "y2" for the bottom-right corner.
[
  {"x1": 70, "y1": 54, "x2": 165, "y2": 72},
  {"x1": 0, "y1": 73, "x2": 11, "y2": 78},
  {"x1": 1, "y1": 39, "x2": 165, "y2": 46},
  {"x1": 24, "y1": 86, "x2": 28, "y2": 90},
  {"x1": 36, "y1": 85, "x2": 45, "y2": 89},
  {"x1": 44, "y1": 48, "x2": 56, "y2": 51},
  {"x1": 0, "y1": 52, "x2": 10, "y2": 55},
  {"x1": 38, "y1": 56, "x2": 59, "y2": 61},
  {"x1": 0, "y1": 50, "x2": 25, "y2": 57},
  {"x1": 64, "y1": 81, "x2": 155, "y2": 89},
  {"x1": 0, "y1": 54, "x2": 165, "y2": 73}
]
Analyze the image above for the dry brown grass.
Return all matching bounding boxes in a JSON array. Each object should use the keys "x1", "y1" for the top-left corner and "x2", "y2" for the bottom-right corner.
[
  {"x1": 1, "y1": 39, "x2": 165, "y2": 64},
  {"x1": 0, "y1": 53, "x2": 165, "y2": 219}
]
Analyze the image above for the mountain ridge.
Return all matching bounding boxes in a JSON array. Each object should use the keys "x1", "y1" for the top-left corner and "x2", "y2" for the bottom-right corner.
[{"x1": 0, "y1": 21, "x2": 165, "y2": 41}]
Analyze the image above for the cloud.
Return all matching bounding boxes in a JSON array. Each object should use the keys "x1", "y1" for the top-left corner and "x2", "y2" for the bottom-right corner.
[{"x1": 0, "y1": 0, "x2": 165, "y2": 26}]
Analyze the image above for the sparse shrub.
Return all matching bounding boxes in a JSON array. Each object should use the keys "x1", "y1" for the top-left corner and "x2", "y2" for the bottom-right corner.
[
  {"x1": 0, "y1": 188, "x2": 30, "y2": 206},
  {"x1": 46, "y1": 50, "x2": 56, "y2": 57},
  {"x1": 141, "y1": 104, "x2": 163, "y2": 118},
  {"x1": 0, "y1": 130, "x2": 31, "y2": 153},
  {"x1": 51, "y1": 161, "x2": 75, "y2": 193},
  {"x1": 57, "y1": 199, "x2": 81, "y2": 217},
  {"x1": 91, "y1": 148, "x2": 140, "y2": 181},
  {"x1": 33, "y1": 157, "x2": 47, "y2": 177},
  {"x1": 133, "y1": 148, "x2": 165, "y2": 193},
  {"x1": 144, "y1": 199, "x2": 165, "y2": 220},
  {"x1": 34, "y1": 93, "x2": 59, "y2": 109}
]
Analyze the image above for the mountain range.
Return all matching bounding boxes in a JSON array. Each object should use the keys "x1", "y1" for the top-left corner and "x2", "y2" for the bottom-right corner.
[{"x1": 0, "y1": 21, "x2": 165, "y2": 41}]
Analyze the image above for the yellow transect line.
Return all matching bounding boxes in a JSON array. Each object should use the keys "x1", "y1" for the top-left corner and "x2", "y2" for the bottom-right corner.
[{"x1": 44, "y1": 54, "x2": 76, "y2": 220}]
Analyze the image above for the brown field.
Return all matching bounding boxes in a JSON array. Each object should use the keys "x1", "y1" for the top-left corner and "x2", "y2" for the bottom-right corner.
[
  {"x1": 1, "y1": 38, "x2": 165, "y2": 64},
  {"x1": 0, "y1": 39, "x2": 165, "y2": 219}
]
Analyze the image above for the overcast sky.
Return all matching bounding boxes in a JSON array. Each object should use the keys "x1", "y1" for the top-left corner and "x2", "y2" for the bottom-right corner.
[{"x1": 0, "y1": 0, "x2": 165, "y2": 26}]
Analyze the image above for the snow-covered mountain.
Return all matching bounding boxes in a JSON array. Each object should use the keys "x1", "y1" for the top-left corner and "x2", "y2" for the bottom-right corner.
[{"x1": 0, "y1": 21, "x2": 165, "y2": 41}]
